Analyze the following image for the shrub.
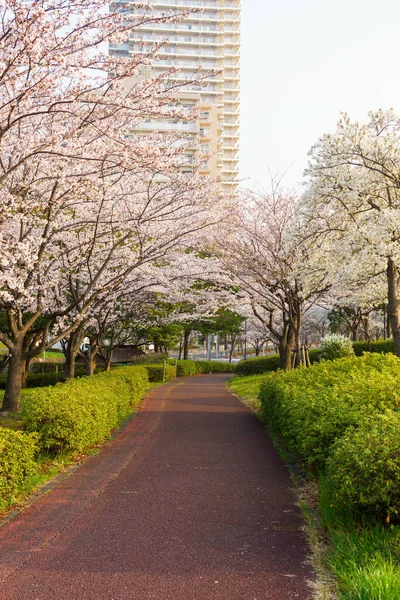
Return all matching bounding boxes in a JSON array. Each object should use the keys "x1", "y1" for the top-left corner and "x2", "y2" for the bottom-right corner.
[
  {"x1": 0, "y1": 429, "x2": 38, "y2": 510},
  {"x1": 195, "y1": 361, "x2": 236, "y2": 373},
  {"x1": 258, "y1": 353, "x2": 400, "y2": 470},
  {"x1": 353, "y1": 339, "x2": 395, "y2": 356},
  {"x1": 29, "y1": 362, "x2": 64, "y2": 374},
  {"x1": 130, "y1": 352, "x2": 168, "y2": 365},
  {"x1": 320, "y1": 334, "x2": 355, "y2": 360},
  {"x1": 141, "y1": 363, "x2": 176, "y2": 382},
  {"x1": 327, "y1": 411, "x2": 400, "y2": 518},
  {"x1": 22, "y1": 366, "x2": 148, "y2": 453},
  {"x1": 236, "y1": 349, "x2": 322, "y2": 376},
  {"x1": 174, "y1": 360, "x2": 197, "y2": 377},
  {"x1": 0, "y1": 367, "x2": 101, "y2": 390},
  {"x1": 235, "y1": 354, "x2": 281, "y2": 376}
]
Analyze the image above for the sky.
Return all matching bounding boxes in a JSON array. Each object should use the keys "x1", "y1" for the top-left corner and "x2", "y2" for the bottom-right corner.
[{"x1": 239, "y1": 0, "x2": 400, "y2": 192}]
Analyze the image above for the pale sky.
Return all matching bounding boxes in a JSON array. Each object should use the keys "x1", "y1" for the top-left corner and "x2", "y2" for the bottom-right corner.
[{"x1": 240, "y1": 0, "x2": 400, "y2": 191}]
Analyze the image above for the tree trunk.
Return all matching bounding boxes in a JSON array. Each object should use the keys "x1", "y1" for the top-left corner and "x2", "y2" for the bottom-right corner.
[
  {"x1": 387, "y1": 257, "x2": 400, "y2": 356},
  {"x1": 63, "y1": 329, "x2": 83, "y2": 379},
  {"x1": 104, "y1": 354, "x2": 112, "y2": 372},
  {"x1": 1, "y1": 348, "x2": 24, "y2": 413},
  {"x1": 86, "y1": 355, "x2": 96, "y2": 376},
  {"x1": 183, "y1": 329, "x2": 190, "y2": 360},
  {"x1": 294, "y1": 329, "x2": 301, "y2": 367},
  {"x1": 279, "y1": 341, "x2": 292, "y2": 370},
  {"x1": 229, "y1": 334, "x2": 237, "y2": 363}
]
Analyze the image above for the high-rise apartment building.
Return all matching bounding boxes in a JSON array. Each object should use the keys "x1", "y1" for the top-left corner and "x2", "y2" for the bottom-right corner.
[{"x1": 109, "y1": 0, "x2": 240, "y2": 194}]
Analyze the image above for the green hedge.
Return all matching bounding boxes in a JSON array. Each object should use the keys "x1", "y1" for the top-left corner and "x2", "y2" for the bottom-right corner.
[
  {"x1": 195, "y1": 361, "x2": 236, "y2": 373},
  {"x1": 326, "y1": 411, "x2": 400, "y2": 518},
  {"x1": 22, "y1": 366, "x2": 149, "y2": 453},
  {"x1": 0, "y1": 367, "x2": 104, "y2": 390},
  {"x1": 0, "y1": 429, "x2": 38, "y2": 510},
  {"x1": 130, "y1": 352, "x2": 168, "y2": 365},
  {"x1": 236, "y1": 348, "x2": 322, "y2": 376},
  {"x1": 141, "y1": 363, "x2": 176, "y2": 382},
  {"x1": 258, "y1": 353, "x2": 400, "y2": 517},
  {"x1": 353, "y1": 339, "x2": 395, "y2": 356},
  {"x1": 235, "y1": 354, "x2": 280, "y2": 376},
  {"x1": 173, "y1": 360, "x2": 198, "y2": 377}
]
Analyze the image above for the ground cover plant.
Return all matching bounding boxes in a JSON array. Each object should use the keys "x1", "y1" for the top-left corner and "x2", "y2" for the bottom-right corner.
[{"x1": 230, "y1": 353, "x2": 400, "y2": 599}]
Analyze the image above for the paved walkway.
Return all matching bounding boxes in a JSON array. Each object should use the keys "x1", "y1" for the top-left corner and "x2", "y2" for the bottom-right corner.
[{"x1": 0, "y1": 375, "x2": 315, "y2": 599}]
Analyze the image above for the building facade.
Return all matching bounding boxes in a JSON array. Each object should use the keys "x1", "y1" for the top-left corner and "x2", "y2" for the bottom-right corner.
[{"x1": 110, "y1": 0, "x2": 240, "y2": 195}]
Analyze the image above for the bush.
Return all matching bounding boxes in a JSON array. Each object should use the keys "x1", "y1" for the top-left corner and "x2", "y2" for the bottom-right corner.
[
  {"x1": 320, "y1": 334, "x2": 355, "y2": 360},
  {"x1": 22, "y1": 366, "x2": 148, "y2": 453},
  {"x1": 259, "y1": 353, "x2": 400, "y2": 470},
  {"x1": 236, "y1": 349, "x2": 322, "y2": 376},
  {"x1": 235, "y1": 354, "x2": 281, "y2": 376},
  {"x1": 327, "y1": 411, "x2": 400, "y2": 518},
  {"x1": 141, "y1": 363, "x2": 176, "y2": 382},
  {"x1": 130, "y1": 352, "x2": 168, "y2": 365},
  {"x1": 0, "y1": 367, "x2": 102, "y2": 390},
  {"x1": 353, "y1": 339, "x2": 395, "y2": 356},
  {"x1": 29, "y1": 362, "x2": 64, "y2": 374},
  {"x1": 195, "y1": 361, "x2": 236, "y2": 373},
  {"x1": 174, "y1": 360, "x2": 197, "y2": 377},
  {"x1": 0, "y1": 429, "x2": 38, "y2": 510}
]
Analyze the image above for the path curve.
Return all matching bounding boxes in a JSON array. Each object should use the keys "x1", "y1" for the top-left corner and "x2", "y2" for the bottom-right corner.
[{"x1": 0, "y1": 374, "x2": 315, "y2": 599}]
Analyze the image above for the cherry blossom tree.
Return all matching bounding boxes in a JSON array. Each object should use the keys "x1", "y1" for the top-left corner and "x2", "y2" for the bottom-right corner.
[
  {"x1": 0, "y1": 166, "x2": 228, "y2": 412},
  {"x1": 304, "y1": 109, "x2": 400, "y2": 355},
  {"x1": 216, "y1": 186, "x2": 330, "y2": 369}
]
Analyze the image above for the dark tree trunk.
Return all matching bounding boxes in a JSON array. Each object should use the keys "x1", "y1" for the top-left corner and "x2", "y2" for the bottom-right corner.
[
  {"x1": 183, "y1": 329, "x2": 190, "y2": 360},
  {"x1": 294, "y1": 323, "x2": 302, "y2": 367},
  {"x1": 279, "y1": 341, "x2": 293, "y2": 370},
  {"x1": 278, "y1": 320, "x2": 296, "y2": 370},
  {"x1": 1, "y1": 347, "x2": 24, "y2": 413},
  {"x1": 229, "y1": 334, "x2": 237, "y2": 363},
  {"x1": 85, "y1": 354, "x2": 96, "y2": 376},
  {"x1": 104, "y1": 354, "x2": 112, "y2": 372},
  {"x1": 63, "y1": 329, "x2": 84, "y2": 379},
  {"x1": 387, "y1": 257, "x2": 400, "y2": 356}
]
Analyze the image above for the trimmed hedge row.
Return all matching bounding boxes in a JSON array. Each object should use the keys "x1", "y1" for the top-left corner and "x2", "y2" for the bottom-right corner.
[
  {"x1": 22, "y1": 366, "x2": 149, "y2": 454},
  {"x1": 141, "y1": 363, "x2": 176, "y2": 382},
  {"x1": 353, "y1": 339, "x2": 395, "y2": 356},
  {"x1": 236, "y1": 348, "x2": 322, "y2": 376},
  {"x1": 0, "y1": 429, "x2": 38, "y2": 510},
  {"x1": 168, "y1": 359, "x2": 236, "y2": 375},
  {"x1": 258, "y1": 353, "x2": 400, "y2": 517},
  {"x1": 0, "y1": 367, "x2": 103, "y2": 390},
  {"x1": 196, "y1": 360, "x2": 236, "y2": 373},
  {"x1": 173, "y1": 360, "x2": 198, "y2": 377},
  {"x1": 131, "y1": 352, "x2": 169, "y2": 365}
]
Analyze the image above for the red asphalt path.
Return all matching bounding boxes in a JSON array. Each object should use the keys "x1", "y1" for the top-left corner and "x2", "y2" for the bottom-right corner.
[{"x1": 0, "y1": 374, "x2": 315, "y2": 599}]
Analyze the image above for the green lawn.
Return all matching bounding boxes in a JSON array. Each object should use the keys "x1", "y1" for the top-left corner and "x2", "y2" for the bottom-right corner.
[{"x1": 229, "y1": 374, "x2": 267, "y2": 411}]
